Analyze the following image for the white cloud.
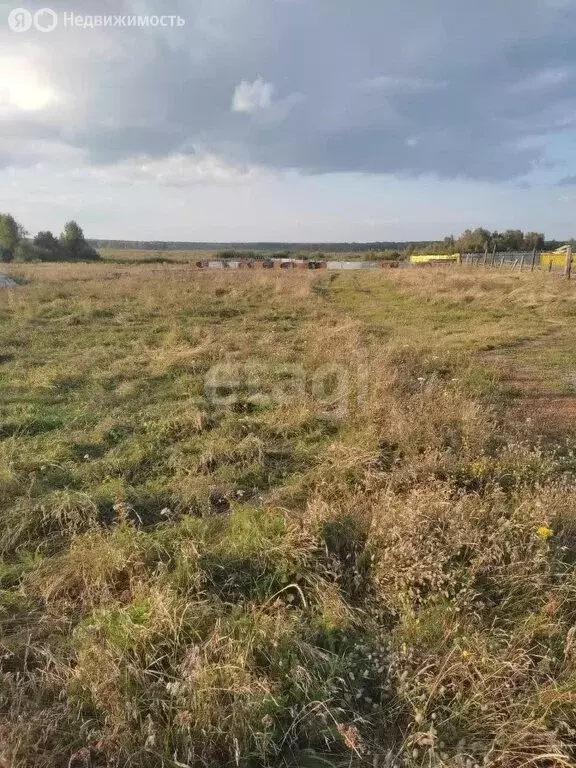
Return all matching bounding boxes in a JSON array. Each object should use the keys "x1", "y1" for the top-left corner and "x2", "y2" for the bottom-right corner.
[
  {"x1": 231, "y1": 76, "x2": 304, "y2": 122},
  {"x1": 232, "y1": 77, "x2": 275, "y2": 113},
  {"x1": 77, "y1": 152, "x2": 269, "y2": 187}
]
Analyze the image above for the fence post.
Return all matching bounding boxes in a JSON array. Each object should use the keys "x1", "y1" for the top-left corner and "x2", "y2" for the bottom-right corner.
[
  {"x1": 519, "y1": 254, "x2": 525, "y2": 272},
  {"x1": 499, "y1": 254, "x2": 505, "y2": 269},
  {"x1": 531, "y1": 247, "x2": 537, "y2": 272},
  {"x1": 549, "y1": 259, "x2": 553, "y2": 273},
  {"x1": 483, "y1": 243, "x2": 488, "y2": 266},
  {"x1": 565, "y1": 245, "x2": 572, "y2": 279},
  {"x1": 491, "y1": 244, "x2": 497, "y2": 267}
]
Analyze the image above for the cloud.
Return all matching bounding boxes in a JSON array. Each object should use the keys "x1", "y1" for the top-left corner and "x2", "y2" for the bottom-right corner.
[
  {"x1": 231, "y1": 76, "x2": 304, "y2": 122},
  {"x1": 232, "y1": 77, "x2": 275, "y2": 113},
  {"x1": 78, "y1": 152, "x2": 268, "y2": 186},
  {"x1": 2, "y1": 0, "x2": 576, "y2": 184},
  {"x1": 557, "y1": 175, "x2": 576, "y2": 186}
]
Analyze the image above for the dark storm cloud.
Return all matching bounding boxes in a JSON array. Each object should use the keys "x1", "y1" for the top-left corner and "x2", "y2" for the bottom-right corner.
[{"x1": 3, "y1": 0, "x2": 576, "y2": 181}]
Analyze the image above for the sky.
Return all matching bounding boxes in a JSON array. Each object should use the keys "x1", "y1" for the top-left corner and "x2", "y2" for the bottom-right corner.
[{"x1": 2, "y1": 0, "x2": 576, "y2": 242}]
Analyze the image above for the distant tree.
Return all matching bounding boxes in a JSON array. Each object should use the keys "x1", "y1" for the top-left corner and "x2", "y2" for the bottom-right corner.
[
  {"x1": 524, "y1": 232, "x2": 545, "y2": 251},
  {"x1": 60, "y1": 220, "x2": 84, "y2": 257},
  {"x1": 457, "y1": 228, "x2": 491, "y2": 253},
  {"x1": 442, "y1": 235, "x2": 456, "y2": 253},
  {"x1": 371, "y1": 250, "x2": 404, "y2": 261},
  {"x1": 498, "y1": 229, "x2": 524, "y2": 251},
  {"x1": 59, "y1": 221, "x2": 100, "y2": 261},
  {"x1": 217, "y1": 249, "x2": 258, "y2": 260},
  {"x1": 32, "y1": 231, "x2": 63, "y2": 261},
  {"x1": 14, "y1": 241, "x2": 41, "y2": 262},
  {"x1": 0, "y1": 213, "x2": 24, "y2": 262},
  {"x1": 489, "y1": 231, "x2": 501, "y2": 250},
  {"x1": 35, "y1": 230, "x2": 61, "y2": 251},
  {"x1": 448, "y1": 228, "x2": 547, "y2": 254}
]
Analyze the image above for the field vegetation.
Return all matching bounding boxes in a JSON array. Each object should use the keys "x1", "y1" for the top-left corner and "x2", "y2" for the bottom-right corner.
[
  {"x1": 98, "y1": 249, "x2": 204, "y2": 264},
  {"x1": 0, "y1": 216, "x2": 99, "y2": 264},
  {"x1": 1, "y1": 263, "x2": 576, "y2": 767}
]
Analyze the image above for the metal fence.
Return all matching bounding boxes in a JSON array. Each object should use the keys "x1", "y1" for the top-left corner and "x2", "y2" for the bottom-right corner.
[{"x1": 462, "y1": 251, "x2": 539, "y2": 269}]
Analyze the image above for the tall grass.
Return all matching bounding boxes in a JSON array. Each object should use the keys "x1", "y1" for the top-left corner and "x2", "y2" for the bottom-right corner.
[{"x1": 1, "y1": 264, "x2": 576, "y2": 766}]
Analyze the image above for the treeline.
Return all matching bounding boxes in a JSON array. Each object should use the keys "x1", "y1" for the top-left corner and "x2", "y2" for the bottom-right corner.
[
  {"x1": 429, "y1": 228, "x2": 547, "y2": 254},
  {"x1": 2, "y1": 220, "x2": 567, "y2": 263},
  {"x1": 90, "y1": 231, "x2": 568, "y2": 255},
  {"x1": 424, "y1": 228, "x2": 576, "y2": 254},
  {"x1": 0, "y1": 214, "x2": 100, "y2": 263},
  {"x1": 90, "y1": 239, "x2": 433, "y2": 253}
]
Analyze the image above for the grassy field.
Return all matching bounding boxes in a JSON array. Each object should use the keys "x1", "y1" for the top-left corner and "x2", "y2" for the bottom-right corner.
[{"x1": 1, "y1": 263, "x2": 576, "y2": 767}]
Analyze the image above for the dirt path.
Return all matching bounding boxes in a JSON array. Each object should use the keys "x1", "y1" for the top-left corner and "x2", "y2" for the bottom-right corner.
[{"x1": 483, "y1": 324, "x2": 576, "y2": 441}]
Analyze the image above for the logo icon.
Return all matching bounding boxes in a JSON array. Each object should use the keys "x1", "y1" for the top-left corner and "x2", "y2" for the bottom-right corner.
[
  {"x1": 7, "y1": 7, "x2": 57, "y2": 32},
  {"x1": 34, "y1": 7, "x2": 57, "y2": 31},
  {"x1": 8, "y1": 7, "x2": 32, "y2": 31}
]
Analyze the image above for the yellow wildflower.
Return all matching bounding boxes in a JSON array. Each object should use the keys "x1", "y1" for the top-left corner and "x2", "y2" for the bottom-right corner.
[
  {"x1": 469, "y1": 461, "x2": 487, "y2": 478},
  {"x1": 537, "y1": 526, "x2": 553, "y2": 540}
]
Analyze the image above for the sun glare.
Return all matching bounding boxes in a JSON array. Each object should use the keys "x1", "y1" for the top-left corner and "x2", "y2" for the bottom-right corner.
[{"x1": 0, "y1": 58, "x2": 55, "y2": 112}]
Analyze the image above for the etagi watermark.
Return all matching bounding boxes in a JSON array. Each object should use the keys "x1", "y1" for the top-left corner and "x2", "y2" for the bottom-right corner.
[
  {"x1": 204, "y1": 361, "x2": 357, "y2": 420},
  {"x1": 7, "y1": 8, "x2": 186, "y2": 32}
]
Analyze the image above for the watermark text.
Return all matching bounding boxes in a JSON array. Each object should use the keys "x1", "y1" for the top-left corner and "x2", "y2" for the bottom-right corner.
[{"x1": 7, "y1": 7, "x2": 186, "y2": 32}]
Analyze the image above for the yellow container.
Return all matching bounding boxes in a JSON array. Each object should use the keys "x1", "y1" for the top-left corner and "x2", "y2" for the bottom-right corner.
[
  {"x1": 539, "y1": 251, "x2": 574, "y2": 268},
  {"x1": 409, "y1": 253, "x2": 461, "y2": 264}
]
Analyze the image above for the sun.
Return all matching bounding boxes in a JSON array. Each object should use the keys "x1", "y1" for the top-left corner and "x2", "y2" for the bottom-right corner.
[{"x1": 0, "y1": 58, "x2": 55, "y2": 112}]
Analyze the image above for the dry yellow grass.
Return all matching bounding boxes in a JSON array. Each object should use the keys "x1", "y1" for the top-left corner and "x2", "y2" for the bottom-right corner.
[{"x1": 1, "y1": 263, "x2": 576, "y2": 767}]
